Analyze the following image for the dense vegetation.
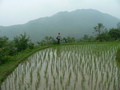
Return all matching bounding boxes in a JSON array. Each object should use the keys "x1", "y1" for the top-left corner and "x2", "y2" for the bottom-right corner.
[
  {"x1": 93, "y1": 23, "x2": 120, "y2": 42},
  {"x1": 0, "y1": 33, "x2": 34, "y2": 65}
]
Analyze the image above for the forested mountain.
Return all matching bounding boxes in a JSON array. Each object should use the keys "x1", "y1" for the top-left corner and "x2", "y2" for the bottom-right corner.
[{"x1": 0, "y1": 9, "x2": 120, "y2": 42}]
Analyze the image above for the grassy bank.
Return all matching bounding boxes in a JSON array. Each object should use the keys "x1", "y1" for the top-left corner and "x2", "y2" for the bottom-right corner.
[{"x1": 0, "y1": 45, "x2": 53, "y2": 85}]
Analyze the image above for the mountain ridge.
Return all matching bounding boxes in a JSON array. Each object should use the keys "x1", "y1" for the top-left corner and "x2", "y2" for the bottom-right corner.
[{"x1": 0, "y1": 9, "x2": 120, "y2": 42}]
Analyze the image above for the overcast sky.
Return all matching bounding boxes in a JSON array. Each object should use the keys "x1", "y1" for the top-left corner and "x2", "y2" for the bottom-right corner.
[{"x1": 0, "y1": 0, "x2": 120, "y2": 26}]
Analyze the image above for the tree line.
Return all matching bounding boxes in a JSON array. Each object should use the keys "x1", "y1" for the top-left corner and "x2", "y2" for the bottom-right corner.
[
  {"x1": 38, "y1": 22, "x2": 120, "y2": 45},
  {"x1": 0, "y1": 33, "x2": 34, "y2": 65},
  {"x1": 38, "y1": 22, "x2": 120, "y2": 44},
  {"x1": 0, "y1": 22, "x2": 120, "y2": 65},
  {"x1": 93, "y1": 22, "x2": 120, "y2": 42}
]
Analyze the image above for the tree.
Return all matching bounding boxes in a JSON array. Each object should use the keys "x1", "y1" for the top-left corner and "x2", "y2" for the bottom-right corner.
[
  {"x1": 49, "y1": 36, "x2": 56, "y2": 44},
  {"x1": 0, "y1": 37, "x2": 12, "y2": 65},
  {"x1": 82, "y1": 35, "x2": 95, "y2": 42},
  {"x1": 62, "y1": 37, "x2": 67, "y2": 43},
  {"x1": 0, "y1": 48, "x2": 11, "y2": 65},
  {"x1": 14, "y1": 33, "x2": 30, "y2": 52},
  {"x1": 0, "y1": 36, "x2": 8, "y2": 48},
  {"x1": 96, "y1": 32, "x2": 111, "y2": 42},
  {"x1": 67, "y1": 36, "x2": 76, "y2": 43},
  {"x1": 43, "y1": 36, "x2": 56, "y2": 45},
  {"x1": 82, "y1": 34, "x2": 89, "y2": 41},
  {"x1": 108, "y1": 28, "x2": 120, "y2": 40},
  {"x1": 94, "y1": 23, "x2": 105, "y2": 35},
  {"x1": 44, "y1": 36, "x2": 50, "y2": 44},
  {"x1": 0, "y1": 33, "x2": 34, "y2": 65}
]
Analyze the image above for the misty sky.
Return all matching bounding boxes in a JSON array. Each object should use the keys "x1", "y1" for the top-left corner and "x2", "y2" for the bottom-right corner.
[{"x1": 0, "y1": 0, "x2": 120, "y2": 26}]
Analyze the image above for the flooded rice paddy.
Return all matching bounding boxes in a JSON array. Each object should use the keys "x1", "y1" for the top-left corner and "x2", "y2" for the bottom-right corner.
[{"x1": 0, "y1": 44, "x2": 120, "y2": 90}]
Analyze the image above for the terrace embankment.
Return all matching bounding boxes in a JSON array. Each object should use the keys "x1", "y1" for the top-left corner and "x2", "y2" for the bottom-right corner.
[{"x1": 0, "y1": 45, "x2": 52, "y2": 86}]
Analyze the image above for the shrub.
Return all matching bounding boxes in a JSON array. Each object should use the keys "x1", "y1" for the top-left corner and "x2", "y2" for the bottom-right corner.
[
  {"x1": 0, "y1": 48, "x2": 11, "y2": 65},
  {"x1": 0, "y1": 36, "x2": 8, "y2": 48},
  {"x1": 14, "y1": 33, "x2": 31, "y2": 52},
  {"x1": 28, "y1": 42, "x2": 34, "y2": 49}
]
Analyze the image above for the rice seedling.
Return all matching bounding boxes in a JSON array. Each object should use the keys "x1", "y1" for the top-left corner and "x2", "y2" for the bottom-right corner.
[
  {"x1": 46, "y1": 75, "x2": 49, "y2": 86},
  {"x1": 18, "y1": 81, "x2": 21, "y2": 90},
  {"x1": 0, "y1": 43, "x2": 120, "y2": 90},
  {"x1": 21, "y1": 73, "x2": 24, "y2": 83},
  {"x1": 53, "y1": 76, "x2": 56, "y2": 86},
  {"x1": 30, "y1": 69, "x2": 33, "y2": 84},
  {"x1": 60, "y1": 76, "x2": 63, "y2": 85},
  {"x1": 35, "y1": 80, "x2": 39, "y2": 90}
]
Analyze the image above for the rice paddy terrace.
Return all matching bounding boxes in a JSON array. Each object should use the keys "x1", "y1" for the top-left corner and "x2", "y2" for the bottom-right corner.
[{"x1": 0, "y1": 43, "x2": 120, "y2": 90}]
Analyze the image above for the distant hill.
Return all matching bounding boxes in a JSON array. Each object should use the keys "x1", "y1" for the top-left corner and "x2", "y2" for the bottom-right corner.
[{"x1": 0, "y1": 9, "x2": 120, "y2": 42}]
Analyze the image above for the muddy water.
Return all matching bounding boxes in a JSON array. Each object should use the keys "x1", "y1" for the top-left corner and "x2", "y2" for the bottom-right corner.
[{"x1": 0, "y1": 45, "x2": 119, "y2": 90}]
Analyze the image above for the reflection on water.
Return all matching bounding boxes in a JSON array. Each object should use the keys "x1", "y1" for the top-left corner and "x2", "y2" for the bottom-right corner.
[{"x1": 0, "y1": 44, "x2": 119, "y2": 90}]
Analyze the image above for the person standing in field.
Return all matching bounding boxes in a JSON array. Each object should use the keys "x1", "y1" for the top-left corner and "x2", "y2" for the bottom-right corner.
[{"x1": 56, "y1": 32, "x2": 61, "y2": 44}]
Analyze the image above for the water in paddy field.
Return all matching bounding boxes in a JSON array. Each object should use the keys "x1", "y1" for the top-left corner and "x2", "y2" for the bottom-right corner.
[{"x1": 0, "y1": 44, "x2": 120, "y2": 90}]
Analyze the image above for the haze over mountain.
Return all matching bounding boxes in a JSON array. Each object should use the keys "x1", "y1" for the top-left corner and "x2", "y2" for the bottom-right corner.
[{"x1": 0, "y1": 9, "x2": 120, "y2": 42}]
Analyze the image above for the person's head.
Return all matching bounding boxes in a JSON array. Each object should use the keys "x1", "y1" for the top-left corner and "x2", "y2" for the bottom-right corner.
[{"x1": 58, "y1": 32, "x2": 60, "y2": 35}]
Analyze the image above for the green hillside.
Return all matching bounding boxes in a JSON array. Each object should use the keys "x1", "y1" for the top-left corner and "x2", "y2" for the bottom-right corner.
[{"x1": 0, "y1": 9, "x2": 120, "y2": 42}]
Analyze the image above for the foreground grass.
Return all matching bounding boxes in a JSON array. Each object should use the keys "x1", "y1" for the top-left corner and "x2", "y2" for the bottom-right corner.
[{"x1": 0, "y1": 45, "x2": 53, "y2": 85}]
